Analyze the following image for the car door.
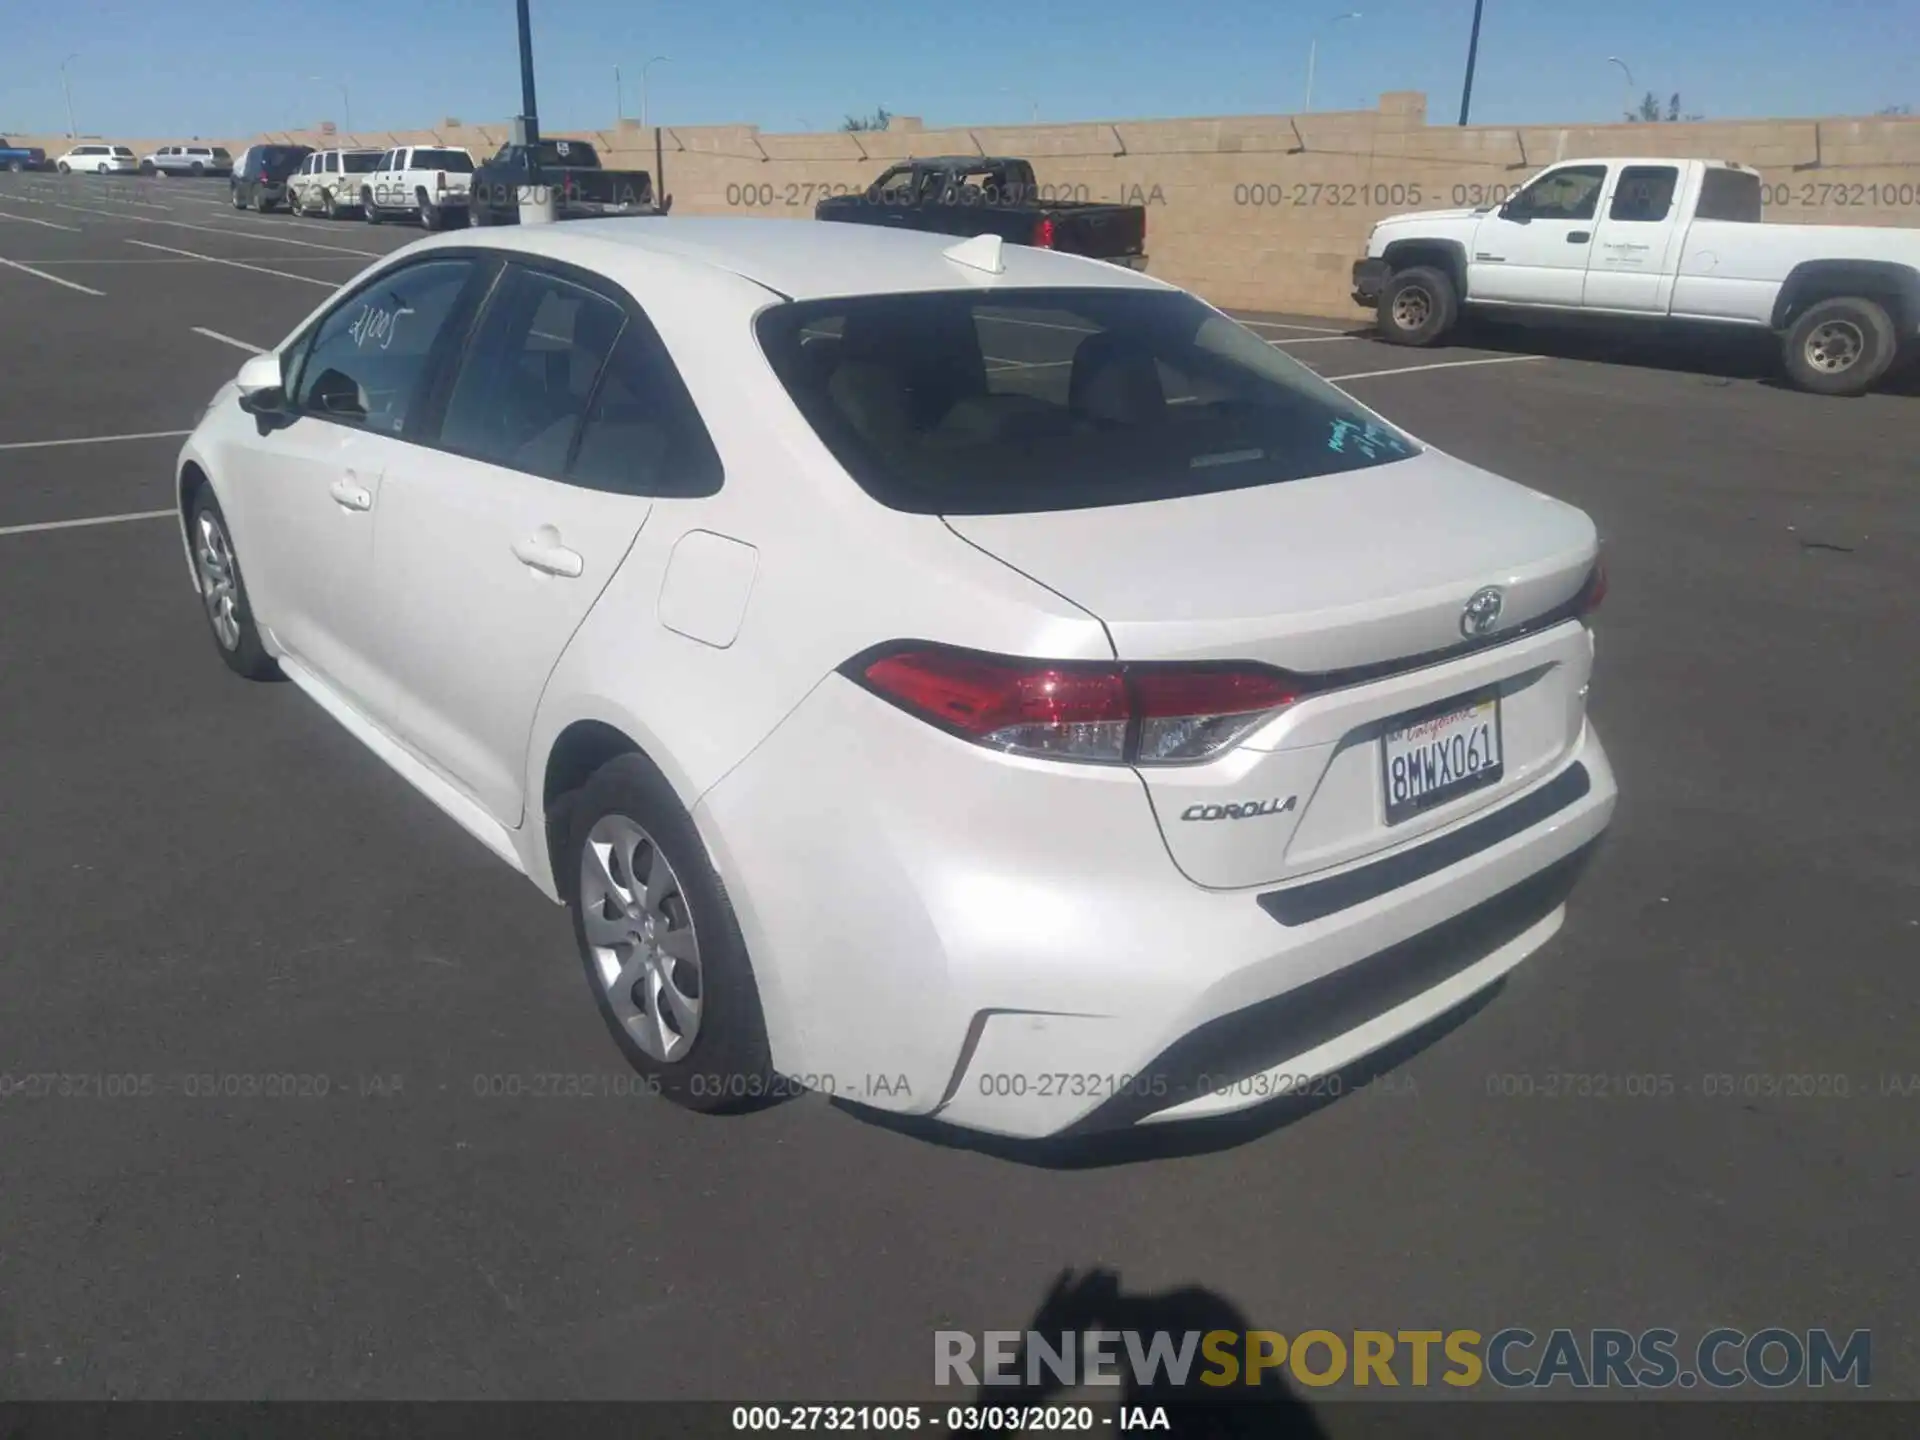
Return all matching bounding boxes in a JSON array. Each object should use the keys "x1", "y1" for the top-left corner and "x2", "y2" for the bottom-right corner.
[
  {"x1": 1467, "y1": 163, "x2": 1609, "y2": 306},
  {"x1": 1582, "y1": 163, "x2": 1686, "y2": 313},
  {"x1": 233, "y1": 256, "x2": 490, "y2": 712},
  {"x1": 360, "y1": 259, "x2": 720, "y2": 827}
]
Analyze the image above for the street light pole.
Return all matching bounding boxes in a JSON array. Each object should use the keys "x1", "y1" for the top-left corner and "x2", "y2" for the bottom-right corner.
[
  {"x1": 1304, "y1": 12, "x2": 1360, "y2": 114},
  {"x1": 1608, "y1": 56, "x2": 1635, "y2": 121},
  {"x1": 615, "y1": 65, "x2": 624, "y2": 122},
  {"x1": 640, "y1": 55, "x2": 670, "y2": 130},
  {"x1": 60, "y1": 53, "x2": 79, "y2": 138},
  {"x1": 1457, "y1": 0, "x2": 1485, "y2": 125},
  {"x1": 514, "y1": 0, "x2": 541, "y2": 146}
]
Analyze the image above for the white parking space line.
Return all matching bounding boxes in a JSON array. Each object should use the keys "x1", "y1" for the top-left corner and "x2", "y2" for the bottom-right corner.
[
  {"x1": 1327, "y1": 354, "x2": 1545, "y2": 382},
  {"x1": 1269, "y1": 334, "x2": 1369, "y2": 345},
  {"x1": 192, "y1": 326, "x2": 267, "y2": 354},
  {"x1": 126, "y1": 239, "x2": 337, "y2": 288},
  {"x1": 0, "y1": 210, "x2": 81, "y2": 232},
  {"x1": 985, "y1": 355, "x2": 1071, "y2": 371},
  {"x1": 0, "y1": 429, "x2": 191, "y2": 452},
  {"x1": 11, "y1": 255, "x2": 363, "y2": 266},
  {"x1": 41, "y1": 200, "x2": 381, "y2": 256},
  {"x1": 0, "y1": 255, "x2": 105, "y2": 295},
  {"x1": 1237, "y1": 319, "x2": 1349, "y2": 335},
  {"x1": 978, "y1": 314, "x2": 1098, "y2": 335},
  {"x1": 0, "y1": 509, "x2": 175, "y2": 540}
]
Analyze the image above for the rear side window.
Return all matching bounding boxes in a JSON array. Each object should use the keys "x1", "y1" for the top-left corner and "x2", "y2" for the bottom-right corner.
[
  {"x1": 288, "y1": 259, "x2": 479, "y2": 435},
  {"x1": 1609, "y1": 165, "x2": 1678, "y2": 222},
  {"x1": 412, "y1": 148, "x2": 474, "y2": 173},
  {"x1": 438, "y1": 266, "x2": 629, "y2": 478},
  {"x1": 1697, "y1": 168, "x2": 1763, "y2": 222},
  {"x1": 569, "y1": 324, "x2": 725, "y2": 497},
  {"x1": 756, "y1": 288, "x2": 1418, "y2": 515}
]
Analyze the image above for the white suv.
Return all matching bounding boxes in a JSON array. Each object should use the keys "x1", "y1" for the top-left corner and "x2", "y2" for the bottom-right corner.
[
  {"x1": 173, "y1": 220, "x2": 1615, "y2": 1140},
  {"x1": 142, "y1": 144, "x2": 233, "y2": 177},
  {"x1": 288, "y1": 148, "x2": 384, "y2": 219},
  {"x1": 56, "y1": 144, "x2": 138, "y2": 174},
  {"x1": 360, "y1": 145, "x2": 475, "y2": 229}
]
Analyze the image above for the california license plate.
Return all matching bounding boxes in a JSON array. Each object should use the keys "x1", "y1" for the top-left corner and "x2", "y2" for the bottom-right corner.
[{"x1": 1381, "y1": 692, "x2": 1503, "y2": 824}]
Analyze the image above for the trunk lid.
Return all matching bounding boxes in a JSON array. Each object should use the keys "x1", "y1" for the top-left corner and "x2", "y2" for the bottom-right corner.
[{"x1": 944, "y1": 450, "x2": 1600, "y2": 888}]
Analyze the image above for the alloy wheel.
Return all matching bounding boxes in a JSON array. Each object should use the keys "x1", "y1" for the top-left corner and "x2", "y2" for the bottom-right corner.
[
  {"x1": 193, "y1": 511, "x2": 242, "y2": 652},
  {"x1": 579, "y1": 814, "x2": 703, "y2": 1063}
]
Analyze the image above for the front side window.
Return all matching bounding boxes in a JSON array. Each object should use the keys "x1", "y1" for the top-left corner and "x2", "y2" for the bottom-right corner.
[
  {"x1": 1513, "y1": 165, "x2": 1607, "y2": 221},
  {"x1": 756, "y1": 288, "x2": 1418, "y2": 516},
  {"x1": 437, "y1": 265, "x2": 629, "y2": 478},
  {"x1": 288, "y1": 259, "x2": 479, "y2": 435},
  {"x1": 1609, "y1": 165, "x2": 1678, "y2": 222}
]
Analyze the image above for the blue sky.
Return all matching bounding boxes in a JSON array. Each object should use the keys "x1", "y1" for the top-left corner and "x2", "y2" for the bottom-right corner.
[{"x1": 3, "y1": 0, "x2": 1915, "y2": 139}]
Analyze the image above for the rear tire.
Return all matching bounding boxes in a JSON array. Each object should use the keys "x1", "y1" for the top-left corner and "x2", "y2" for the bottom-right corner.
[
  {"x1": 97, "y1": 163, "x2": 110, "y2": 175},
  {"x1": 187, "y1": 490, "x2": 279, "y2": 681},
  {"x1": 190, "y1": 162, "x2": 204, "y2": 176},
  {"x1": 6, "y1": 160, "x2": 22, "y2": 174},
  {"x1": 416, "y1": 188, "x2": 439, "y2": 230},
  {"x1": 231, "y1": 185, "x2": 245, "y2": 209},
  {"x1": 1377, "y1": 266, "x2": 1458, "y2": 347},
  {"x1": 1782, "y1": 296, "x2": 1897, "y2": 397},
  {"x1": 57, "y1": 162, "x2": 71, "y2": 174},
  {"x1": 563, "y1": 754, "x2": 774, "y2": 1113}
]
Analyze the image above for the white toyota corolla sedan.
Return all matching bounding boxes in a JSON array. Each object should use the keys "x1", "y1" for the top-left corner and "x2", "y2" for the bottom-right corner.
[{"x1": 176, "y1": 218, "x2": 1615, "y2": 1139}]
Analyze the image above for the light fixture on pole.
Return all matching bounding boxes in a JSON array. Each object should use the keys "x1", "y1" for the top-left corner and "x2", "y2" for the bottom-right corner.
[
  {"x1": 1304, "y1": 12, "x2": 1360, "y2": 113},
  {"x1": 1608, "y1": 56, "x2": 1635, "y2": 121},
  {"x1": 640, "y1": 55, "x2": 670, "y2": 130},
  {"x1": 60, "y1": 53, "x2": 79, "y2": 138}
]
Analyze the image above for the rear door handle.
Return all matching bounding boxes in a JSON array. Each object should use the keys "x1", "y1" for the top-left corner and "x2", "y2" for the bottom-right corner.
[
  {"x1": 1568, "y1": 231, "x2": 1592, "y2": 243},
  {"x1": 512, "y1": 533, "x2": 584, "y2": 578},
  {"x1": 328, "y1": 477, "x2": 372, "y2": 512}
]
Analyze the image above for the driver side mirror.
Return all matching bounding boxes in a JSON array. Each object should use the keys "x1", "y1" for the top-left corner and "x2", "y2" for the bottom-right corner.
[{"x1": 234, "y1": 351, "x2": 289, "y2": 418}]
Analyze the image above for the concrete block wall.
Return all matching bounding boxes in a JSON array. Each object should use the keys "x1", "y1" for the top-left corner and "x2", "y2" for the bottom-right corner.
[{"x1": 12, "y1": 93, "x2": 1918, "y2": 316}]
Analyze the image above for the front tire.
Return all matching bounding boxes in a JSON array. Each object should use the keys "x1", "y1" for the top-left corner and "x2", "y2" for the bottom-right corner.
[
  {"x1": 362, "y1": 189, "x2": 380, "y2": 224},
  {"x1": 1377, "y1": 265, "x2": 1458, "y2": 346},
  {"x1": 231, "y1": 185, "x2": 245, "y2": 209},
  {"x1": 97, "y1": 162, "x2": 110, "y2": 175},
  {"x1": 1783, "y1": 296, "x2": 1897, "y2": 397},
  {"x1": 57, "y1": 162, "x2": 71, "y2": 174},
  {"x1": 188, "y1": 491, "x2": 278, "y2": 680},
  {"x1": 190, "y1": 162, "x2": 204, "y2": 176},
  {"x1": 322, "y1": 186, "x2": 340, "y2": 220},
  {"x1": 564, "y1": 754, "x2": 773, "y2": 1112}
]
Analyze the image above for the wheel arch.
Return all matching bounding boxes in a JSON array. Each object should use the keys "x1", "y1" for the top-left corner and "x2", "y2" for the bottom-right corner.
[
  {"x1": 1381, "y1": 238, "x2": 1468, "y2": 300},
  {"x1": 1771, "y1": 260, "x2": 1920, "y2": 333}
]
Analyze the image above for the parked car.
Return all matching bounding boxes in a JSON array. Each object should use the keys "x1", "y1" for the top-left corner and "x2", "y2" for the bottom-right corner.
[
  {"x1": 288, "y1": 147, "x2": 383, "y2": 219},
  {"x1": 56, "y1": 144, "x2": 139, "y2": 175},
  {"x1": 1354, "y1": 156, "x2": 1920, "y2": 396},
  {"x1": 141, "y1": 144, "x2": 234, "y2": 177},
  {"x1": 468, "y1": 138, "x2": 661, "y2": 225},
  {"x1": 173, "y1": 218, "x2": 1614, "y2": 1139},
  {"x1": 360, "y1": 145, "x2": 475, "y2": 229},
  {"x1": 230, "y1": 143, "x2": 313, "y2": 211},
  {"x1": 817, "y1": 156, "x2": 1148, "y2": 268},
  {"x1": 0, "y1": 137, "x2": 48, "y2": 173}
]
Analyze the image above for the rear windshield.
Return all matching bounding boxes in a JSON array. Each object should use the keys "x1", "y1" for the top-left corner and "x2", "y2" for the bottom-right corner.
[
  {"x1": 259, "y1": 146, "x2": 308, "y2": 167},
  {"x1": 112, "y1": 147, "x2": 134, "y2": 157},
  {"x1": 211, "y1": 147, "x2": 232, "y2": 159},
  {"x1": 533, "y1": 139, "x2": 600, "y2": 167},
  {"x1": 413, "y1": 148, "x2": 474, "y2": 173},
  {"x1": 755, "y1": 288, "x2": 1418, "y2": 515},
  {"x1": 342, "y1": 151, "x2": 381, "y2": 173}
]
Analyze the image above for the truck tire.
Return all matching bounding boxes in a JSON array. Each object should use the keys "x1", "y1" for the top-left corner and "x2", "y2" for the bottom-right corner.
[
  {"x1": 1782, "y1": 297, "x2": 1897, "y2": 397},
  {"x1": 362, "y1": 189, "x2": 380, "y2": 224},
  {"x1": 1377, "y1": 266, "x2": 1457, "y2": 347}
]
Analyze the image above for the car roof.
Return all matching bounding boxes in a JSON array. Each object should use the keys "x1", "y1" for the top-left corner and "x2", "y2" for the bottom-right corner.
[{"x1": 443, "y1": 216, "x2": 1171, "y2": 302}]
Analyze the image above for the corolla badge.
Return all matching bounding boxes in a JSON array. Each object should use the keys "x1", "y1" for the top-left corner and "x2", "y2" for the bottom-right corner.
[{"x1": 1460, "y1": 586, "x2": 1505, "y2": 638}]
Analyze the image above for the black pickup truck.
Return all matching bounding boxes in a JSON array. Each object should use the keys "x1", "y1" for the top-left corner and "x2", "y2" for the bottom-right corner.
[
  {"x1": 469, "y1": 138, "x2": 663, "y2": 226},
  {"x1": 815, "y1": 157, "x2": 1147, "y2": 267}
]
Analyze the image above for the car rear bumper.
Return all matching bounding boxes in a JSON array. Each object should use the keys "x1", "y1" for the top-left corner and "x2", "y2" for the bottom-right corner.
[
  {"x1": 696, "y1": 672, "x2": 1616, "y2": 1140},
  {"x1": 1353, "y1": 257, "x2": 1392, "y2": 305}
]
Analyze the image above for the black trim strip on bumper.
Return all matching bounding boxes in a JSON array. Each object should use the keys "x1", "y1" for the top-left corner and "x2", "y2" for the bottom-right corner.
[{"x1": 1258, "y1": 761, "x2": 1592, "y2": 927}]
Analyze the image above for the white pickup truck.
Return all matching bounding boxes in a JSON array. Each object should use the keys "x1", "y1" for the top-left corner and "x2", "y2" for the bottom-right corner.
[{"x1": 1352, "y1": 157, "x2": 1920, "y2": 395}]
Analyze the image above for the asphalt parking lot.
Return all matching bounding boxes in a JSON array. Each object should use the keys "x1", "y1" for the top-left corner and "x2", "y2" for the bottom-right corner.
[{"x1": 1, "y1": 172, "x2": 1915, "y2": 1413}]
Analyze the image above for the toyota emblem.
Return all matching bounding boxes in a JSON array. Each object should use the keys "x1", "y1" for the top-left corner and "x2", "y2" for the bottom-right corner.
[{"x1": 1460, "y1": 586, "x2": 1505, "y2": 638}]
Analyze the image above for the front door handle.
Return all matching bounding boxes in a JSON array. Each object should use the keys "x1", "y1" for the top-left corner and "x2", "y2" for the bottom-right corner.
[
  {"x1": 329, "y1": 477, "x2": 373, "y2": 511},
  {"x1": 1568, "y1": 230, "x2": 1592, "y2": 243},
  {"x1": 512, "y1": 532, "x2": 584, "y2": 578}
]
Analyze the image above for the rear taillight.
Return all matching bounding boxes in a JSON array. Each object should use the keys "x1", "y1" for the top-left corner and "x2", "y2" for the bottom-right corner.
[
  {"x1": 850, "y1": 646, "x2": 1299, "y2": 765},
  {"x1": 1578, "y1": 554, "x2": 1607, "y2": 617},
  {"x1": 1031, "y1": 215, "x2": 1055, "y2": 248}
]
